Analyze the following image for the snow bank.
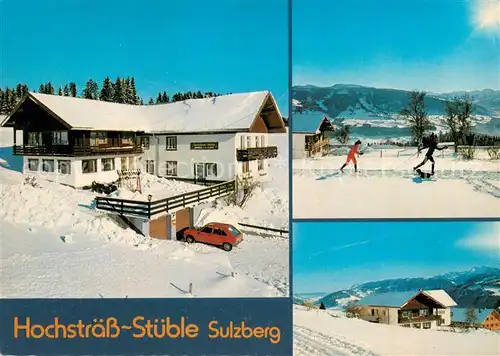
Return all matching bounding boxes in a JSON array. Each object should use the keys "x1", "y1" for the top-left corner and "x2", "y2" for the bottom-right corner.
[
  {"x1": 293, "y1": 149, "x2": 500, "y2": 219},
  {"x1": 294, "y1": 306, "x2": 500, "y2": 356}
]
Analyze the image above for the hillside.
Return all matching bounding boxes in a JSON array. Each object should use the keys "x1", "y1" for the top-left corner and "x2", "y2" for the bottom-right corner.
[{"x1": 296, "y1": 266, "x2": 500, "y2": 310}]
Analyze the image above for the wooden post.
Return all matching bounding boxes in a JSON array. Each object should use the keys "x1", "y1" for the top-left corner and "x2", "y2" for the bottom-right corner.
[
  {"x1": 231, "y1": 272, "x2": 235, "y2": 278},
  {"x1": 188, "y1": 283, "x2": 193, "y2": 294}
]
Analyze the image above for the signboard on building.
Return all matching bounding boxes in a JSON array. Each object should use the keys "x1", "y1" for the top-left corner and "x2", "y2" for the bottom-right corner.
[{"x1": 190, "y1": 142, "x2": 219, "y2": 150}]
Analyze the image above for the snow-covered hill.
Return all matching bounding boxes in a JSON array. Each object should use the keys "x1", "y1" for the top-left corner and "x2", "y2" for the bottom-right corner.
[
  {"x1": 305, "y1": 266, "x2": 500, "y2": 310},
  {"x1": 293, "y1": 305, "x2": 500, "y2": 356},
  {"x1": 292, "y1": 84, "x2": 500, "y2": 139}
]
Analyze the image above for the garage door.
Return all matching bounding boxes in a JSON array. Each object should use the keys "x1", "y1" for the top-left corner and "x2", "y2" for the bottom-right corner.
[
  {"x1": 149, "y1": 216, "x2": 167, "y2": 239},
  {"x1": 176, "y1": 208, "x2": 191, "y2": 230}
]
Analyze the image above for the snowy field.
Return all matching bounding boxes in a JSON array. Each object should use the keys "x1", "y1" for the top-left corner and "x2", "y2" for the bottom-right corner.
[
  {"x1": 293, "y1": 147, "x2": 500, "y2": 219},
  {"x1": 0, "y1": 132, "x2": 289, "y2": 298},
  {"x1": 293, "y1": 306, "x2": 500, "y2": 356}
]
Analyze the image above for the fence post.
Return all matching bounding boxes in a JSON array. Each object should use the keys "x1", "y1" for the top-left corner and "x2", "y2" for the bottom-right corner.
[{"x1": 188, "y1": 283, "x2": 193, "y2": 294}]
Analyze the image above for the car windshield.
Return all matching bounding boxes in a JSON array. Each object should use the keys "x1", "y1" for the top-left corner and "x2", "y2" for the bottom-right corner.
[{"x1": 227, "y1": 225, "x2": 241, "y2": 237}]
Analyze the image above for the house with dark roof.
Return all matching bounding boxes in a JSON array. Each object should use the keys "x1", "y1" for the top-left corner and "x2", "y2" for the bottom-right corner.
[
  {"x1": 451, "y1": 308, "x2": 500, "y2": 331},
  {"x1": 355, "y1": 289, "x2": 457, "y2": 329},
  {"x1": 291, "y1": 110, "x2": 335, "y2": 159},
  {"x1": 1, "y1": 91, "x2": 286, "y2": 188}
]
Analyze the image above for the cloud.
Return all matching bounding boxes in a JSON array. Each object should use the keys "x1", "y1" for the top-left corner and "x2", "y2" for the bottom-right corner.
[
  {"x1": 470, "y1": 0, "x2": 500, "y2": 34},
  {"x1": 457, "y1": 222, "x2": 500, "y2": 255},
  {"x1": 309, "y1": 240, "x2": 370, "y2": 257}
]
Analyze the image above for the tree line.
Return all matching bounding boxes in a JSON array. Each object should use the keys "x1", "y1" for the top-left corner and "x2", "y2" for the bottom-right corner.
[
  {"x1": 0, "y1": 76, "x2": 229, "y2": 115},
  {"x1": 400, "y1": 91, "x2": 500, "y2": 151}
]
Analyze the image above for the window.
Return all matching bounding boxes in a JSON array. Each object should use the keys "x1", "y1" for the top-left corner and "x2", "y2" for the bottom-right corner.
[
  {"x1": 402, "y1": 311, "x2": 410, "y2": 318},
  {"x1": 166, "y1": 161, "x2": 177, "y2": 176},
  {"x1": 240, "y1": 136, "x2": 245, "y2": 149},
  {"x1": 121, "y1": 157, "x2": 127, "y2": 170},
  {"x1": 201, "y1": 226, "x2": 213, "y2": 234},
  {"x1": 97, "y1": 132, "x2": 108, "y2": 144},
  {"x1": 260, "y1": 135, "x2": 265, "y2": 147},
  {"x1": 28, "y1": 159, "x2": 39, "y2": 171},
  {"x1": 371, "y1": 309, "x2": 375, "y2": 316},
  {"x1": 246, "y1": 136, "x2": 251, "y2": 148},
  {"x1": 58, "y1": 160, "x2": 71, "y2": 174},
  {"x1": 101, "y1": 158, "x2": 115, "y2": 172},
  {"x1": 258, "y1": 159, "x2": 264, "y2": 171},
  {"x1": 141, "y1": 136, "x2": 150, "y2": 149},
  {"x1": 28, "y1": 132, "x2": 42, "y2": 146},
  {"x1": 42, "y1": 159, "x2": 54, "y2": 172},
  {"x1": 255, "y1": 136, "x2": 259, "y2": 147},
  {"x1": 121, "y1": 132, "x2": 133, "y2": 145},
  {"x1": 419, "y1": 309, "x2": 429, "y2": 316},
  {"x1": 242, "y1": 161, "x2": 249, "y2": 174},
  {"x1": 82, "y1": 159, "x2": 97, "y2": 174},
  {"x1": 90, "y1": 132, "x2": 98, "y2": 146},
  {"x1": 166, "y1": 136, "x2": 177, "y2": 150},
  {"x1": 145, "y1": 160, "x2": 155, "y2": 174},
  {"x1": 423, "y1": 322, "x2": 431, "y2": 329},
  {"x1": 214, "y1": 228, "x2": 227, "y2": 236},
  {"x1": 228, "y1": 226, "x2": 241, "y2": 237},
  {"x1": 205, "y1": 163, "x2": 218, "y2": 177},
  {"x1": 52, "y1": 131, "x2": 69, "y2": 145}
]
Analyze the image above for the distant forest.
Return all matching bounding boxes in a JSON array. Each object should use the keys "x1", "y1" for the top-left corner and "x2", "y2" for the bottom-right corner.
[{"x1": 0, "y1": 76, "x2": 230, "y2": 115}]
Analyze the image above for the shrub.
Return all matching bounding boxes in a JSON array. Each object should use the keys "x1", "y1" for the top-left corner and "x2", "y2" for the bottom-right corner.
[{"x1": 487, "y1": 146, "x2": 500, "y2": 160}]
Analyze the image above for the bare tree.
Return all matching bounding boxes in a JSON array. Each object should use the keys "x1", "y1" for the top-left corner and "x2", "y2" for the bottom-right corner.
[
  {"x1": 445, "y1": 94, "x2": 475, "y2": 153},
  {"x1": 400, "y1": 91, "x2": 432, "y2": 147},
  {"x1": 465, "y1": 307, "x2": 478, "y2": 328},
  {"x1": 336, "y1": 124, "x2": 351, "y2": 144}
]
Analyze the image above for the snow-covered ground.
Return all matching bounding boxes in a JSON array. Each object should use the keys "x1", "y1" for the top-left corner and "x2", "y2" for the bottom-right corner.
[
  {"x1": 293, "y1": 306, "x2": 500, "y2": 356},
  {"x1": 0, "y1": 132, "x2": 289, "y2": 298},
  {"x1": 293, "y1": 147, "x2": 500, "y2": 218}
]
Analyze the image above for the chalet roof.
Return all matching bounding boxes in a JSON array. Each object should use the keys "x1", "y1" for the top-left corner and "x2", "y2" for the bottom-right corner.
[
  {"x1": 292, "y1": 110, "x2": 334, "y2": 133},
  {"x1": 358, "y1": 291, "x2": 417, "y2": 307},
  {"x1": 358, "y1": 289, "x2": 457, "y2": 308},
  {"x1": 2, "y1": 91, "x2": 282, "y2": 133},
  {"x1": 451, "y1": 308, "x2": 495, "y2": 323}
]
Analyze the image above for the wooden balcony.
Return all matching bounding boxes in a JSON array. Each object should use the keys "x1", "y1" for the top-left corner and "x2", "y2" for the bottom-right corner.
[
  {"x1": 13, "y1": 144, "x2": 144, "y2": 157},
  {"x1": 236, "y1": 146, "x2": 278, "y2": 161},
  {"x1": 398, "y1": 314, "x2": 442, "y2": 324}
]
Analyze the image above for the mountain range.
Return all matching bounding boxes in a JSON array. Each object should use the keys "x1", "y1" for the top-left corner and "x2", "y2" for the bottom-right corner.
[
  {"x1": 292, "y1": 84, "x2": 500, "y2": 139},
  {"x1": 294, "y1": 266, "x2": 500, "y2": 310}
]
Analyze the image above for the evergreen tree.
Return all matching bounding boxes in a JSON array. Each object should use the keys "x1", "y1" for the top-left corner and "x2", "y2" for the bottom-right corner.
[
  {"x1": 140, "y1": 98, "x2": 144, "y2": 105},
  {"x1": 21, "y1": 84, "x2": 29, "y2": 98},
  {"x1": 196, "y1": 90, "x2": 203, "y2": 99},
  {"x1": 99, "y1": 77, "x2": 114, "y2": 102},
  {"x1": 58, "y1": 87, "x2": 63, "y2": 96},
  {"x1": 82, "y1": 79, "x2": 99, "y2": 100},
  {"x1": 123, "y1": 77, "x2": 131, "y2": 103},
  {"x1": 113, "y1": 77, "x2": 124, "y2": 103},
  {"x1": 156, "y1": 92, "x2": 162, "y2": 104},
  {"x1": 0, "y1": 89, "x2": 5, "y2": 114},
  {"x1": 39, "y1": 84, "x2": 45, "y2": 94},
  {"x1": 15, "y1": 84, "x2": 23, "y2": 99},
  {"x1": 162, "y1": 91, "x2": 169, "y2": 103},
  {"x1": 69, "y1": 82, "x2": 77, "y2": 97},
  {"x1": 319, "y1": 302, "x2": 326, "y2": 310},
  {"x1": 63, "y1": 84, "x2": 70, "y2": 96},
  {"x1": 148, "y1": 97, "x2": 154, "y2": 105},
  {"x1": 130, "y1": 77, "x2": 139, "y2": 104}
]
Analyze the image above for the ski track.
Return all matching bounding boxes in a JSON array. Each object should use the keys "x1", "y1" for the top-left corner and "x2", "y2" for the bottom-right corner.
[
  {"x1": 294, "y1": 325, "x2": 379, "y2": 356},
  {"x1": 293, "y1": 169, "x2": 500, "y2": 199}
]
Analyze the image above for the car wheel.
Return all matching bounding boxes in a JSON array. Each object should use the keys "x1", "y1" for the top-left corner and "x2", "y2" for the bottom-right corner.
[
  {"x1": 222, "y1": 243, "x2": 232, "y2": 252},
  {"x1": 186, "y1": 235, "x2": 195, "y2": 243}
]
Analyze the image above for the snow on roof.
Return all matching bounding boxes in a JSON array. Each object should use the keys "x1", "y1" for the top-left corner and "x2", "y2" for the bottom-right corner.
[
  {"x1": 451, "y1": 308, "x2": 495, "y2": 323},
  {"x1": 422, "y1": 290, "x2": 458, "y2": 307},
  {"x1": 0, "y1": 115, "x2": 7, "y2": 126},
  {"x1": 27, "y1": 91, "x2": 273, "y2": 133},
  {"x1": 358, "y1": 289, "x2": 457, "y2": 308},
  {"x1": 358, "y1": 291, "x2": 418, "y2": 307},
  {"x1": 292, "y1": 110, "x2": 331, "y2": 133}
]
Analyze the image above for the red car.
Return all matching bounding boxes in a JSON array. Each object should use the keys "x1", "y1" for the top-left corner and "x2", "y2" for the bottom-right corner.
[{"x1": 183, "y1": 222, "x2": 243, "y2": 251}]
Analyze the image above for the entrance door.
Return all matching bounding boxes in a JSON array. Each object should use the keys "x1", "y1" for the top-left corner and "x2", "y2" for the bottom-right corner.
[{"x1": 194, "y1": 163, "x2": 205, "y2": 181}]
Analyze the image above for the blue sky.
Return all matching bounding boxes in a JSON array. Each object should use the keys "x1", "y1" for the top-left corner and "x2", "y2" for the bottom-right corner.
[
  {"x1": 0, "y1": 0, "x2": 289, "y2": 114},
  {"x1": 293, "y1": 221, "x2": 500, "y2": 293},
  {"x1": 292, "y1": 0, "x2": 500, "y2": 92}
]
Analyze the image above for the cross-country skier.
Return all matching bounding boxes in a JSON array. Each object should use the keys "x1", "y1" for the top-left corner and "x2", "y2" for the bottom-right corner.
[
  {"x1": 340, "y1": 140, "x2": 363, "y2": 173},
  {"x1": 413, "y1": 133, "x2": 447, "y2": 174}
]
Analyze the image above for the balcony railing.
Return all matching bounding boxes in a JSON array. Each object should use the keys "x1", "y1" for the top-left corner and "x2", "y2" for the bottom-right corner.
[
  {"x1": 236, "y1": 146, "x2": 278, "y2": 161},
  {"x1": 13, "y1": 144, "x2": 144, "y2": 157},
  {"x1": 398, "y1": 314, "x2": 442, "y2": 324}
]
